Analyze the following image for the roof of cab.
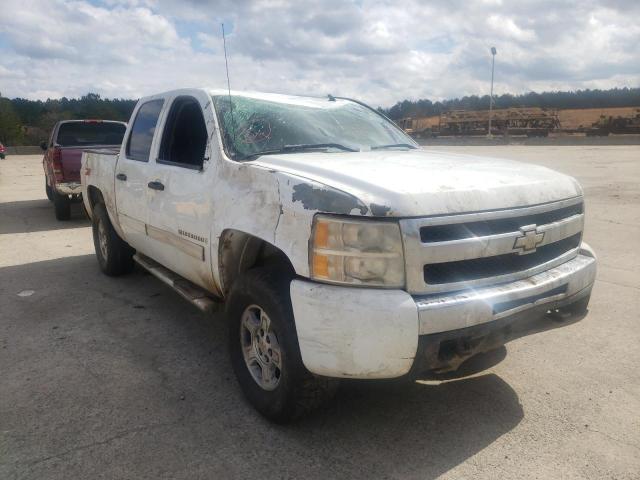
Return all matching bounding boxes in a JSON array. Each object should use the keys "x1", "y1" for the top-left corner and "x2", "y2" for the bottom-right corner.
[
  {"x1": 138, "y1": 88, "x2": 350, "y2": 108},
  {"x1": 56, "y1": 119, "x2": 127, "y2": 125}
]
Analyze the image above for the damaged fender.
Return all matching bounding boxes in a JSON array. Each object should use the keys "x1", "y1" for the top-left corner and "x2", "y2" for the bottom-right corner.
[{"x1": 290, "y1": 280, "x2": 419, "y2": 378}]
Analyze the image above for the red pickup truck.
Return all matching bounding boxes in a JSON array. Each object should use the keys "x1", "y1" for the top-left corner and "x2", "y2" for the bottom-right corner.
[{"x1": 43, "y1": 120, "x2": 127, "y2": 220}]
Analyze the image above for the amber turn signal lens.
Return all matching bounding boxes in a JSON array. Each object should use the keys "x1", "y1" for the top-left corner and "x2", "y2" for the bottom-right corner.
[
  {"x1": 312, "y1": 253, "x2": 329, "y2": 278},
  {"x1": 314, "y1": 220, "x2": 329, "y2": 249}
]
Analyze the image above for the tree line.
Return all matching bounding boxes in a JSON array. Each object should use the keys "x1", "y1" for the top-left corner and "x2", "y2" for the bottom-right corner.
[
  {"x1": 1, "y1": 87, "x2": 639, "y2": 145},
  {"x1": 0, "y1": 93, "x2": 136, "y2": 146},
  {"x1": 381, "y1": 87, "x2": 640, "y2": 120}
]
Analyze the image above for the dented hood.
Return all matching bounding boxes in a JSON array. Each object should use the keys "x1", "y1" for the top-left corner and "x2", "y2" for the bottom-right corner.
[{"x1": 250, "y1": 149, "x2": 582, "y2": 217}]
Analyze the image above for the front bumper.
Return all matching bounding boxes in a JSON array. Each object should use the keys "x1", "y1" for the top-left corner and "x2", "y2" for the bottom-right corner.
[
  {"x1": 56, "y1": 182, "x2": 82, "y2": 195},
  {"x1": 290, "y1": 243, "x2": 596, "y2": 379}
]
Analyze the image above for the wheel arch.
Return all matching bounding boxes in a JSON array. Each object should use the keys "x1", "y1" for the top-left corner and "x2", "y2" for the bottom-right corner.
[
  {"x1": 218, "y1": 229, "x2": 296, "y2": 297},
  {"x1": 86, "y1": 185, "x2": 105, "y2": 217},
  {"x1": 84, "y1": 185, "x2": 125, "y2": 240}
]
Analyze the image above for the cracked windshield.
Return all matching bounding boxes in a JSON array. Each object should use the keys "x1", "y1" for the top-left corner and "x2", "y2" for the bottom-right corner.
[{"x1": 212, "y1": 95, "x2": 413, "y2": 159}]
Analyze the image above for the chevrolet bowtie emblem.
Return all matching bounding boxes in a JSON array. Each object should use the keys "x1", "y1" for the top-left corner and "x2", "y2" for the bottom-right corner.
[{"x1": 513, "y1": 224, "x2": 544, "y2": 254}]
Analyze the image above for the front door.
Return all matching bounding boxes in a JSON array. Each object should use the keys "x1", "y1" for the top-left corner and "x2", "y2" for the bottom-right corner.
[
  {"x1": 115, "y1": 98, "x2": 165, "y2": 251},
  {"x1": 144, "y1": 93, "x2": 216, "y2": 292}
]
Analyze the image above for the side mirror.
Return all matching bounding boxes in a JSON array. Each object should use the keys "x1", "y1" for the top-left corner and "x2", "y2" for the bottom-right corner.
[{"x1": 40, "y1": 141, "x2": 47, "y2": 151}]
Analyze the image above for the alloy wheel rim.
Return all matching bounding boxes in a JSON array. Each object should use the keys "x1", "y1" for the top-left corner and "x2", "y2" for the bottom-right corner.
[{"x1": 240, "y1": 305, "x2": 282, "y2": 391}]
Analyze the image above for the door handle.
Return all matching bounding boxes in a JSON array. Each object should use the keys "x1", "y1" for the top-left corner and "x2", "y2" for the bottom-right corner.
[
  {"x1": 148, "y1": 181, "x2": 165, "y2": 191},
  {"x1": 116, "y1": 173, "x2": 127, "y2": 181}
]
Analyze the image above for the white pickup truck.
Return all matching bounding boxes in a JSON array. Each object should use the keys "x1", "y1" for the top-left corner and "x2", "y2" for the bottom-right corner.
[{"x1": 81, "y1": 88, "x2": 597, "y2": 422}]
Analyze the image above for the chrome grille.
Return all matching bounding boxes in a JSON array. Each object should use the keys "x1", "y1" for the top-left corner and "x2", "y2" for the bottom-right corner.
[
  {"x1": 400, "y1": 197, "x2": 584, "y2": 295},
  {"x1": 423, "y1": 233, "x2": 581, "y2": 284},
  {"x1": 419, "y1": 202, "x2": 583, "y2": 242}
]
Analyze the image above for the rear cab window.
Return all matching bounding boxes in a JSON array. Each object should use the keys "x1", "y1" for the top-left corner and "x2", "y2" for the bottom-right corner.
[
  {"x1": 55, "y1": 121, "x2": 126, "y2": 147},
  {"x1": 126, "y1": 99, "x2": 164, "y2": 162}
]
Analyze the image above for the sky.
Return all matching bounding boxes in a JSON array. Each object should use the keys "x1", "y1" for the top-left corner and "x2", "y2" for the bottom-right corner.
[{"x1": 0, "y1": 0, "x2": 638, "y2": 107}]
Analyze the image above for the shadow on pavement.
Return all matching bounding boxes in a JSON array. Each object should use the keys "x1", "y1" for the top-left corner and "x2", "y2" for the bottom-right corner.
[
  {"x1": 1, "y1": 254, "x2": 523, "y2": 480},
  {"x1": 288, "y1": 373, "x2": 523, "y2": 479},
  {"x1": 0, "y1": 199, "x2": 89, "y2": 234}
]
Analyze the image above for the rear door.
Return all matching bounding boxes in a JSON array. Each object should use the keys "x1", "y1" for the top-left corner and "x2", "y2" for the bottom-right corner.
[
  {"x1": 144, "y1": 92, "x2": 216, "y2": 291},
  {"x1": 115, "y1": 98, "x2": 165, "y2": 251}
]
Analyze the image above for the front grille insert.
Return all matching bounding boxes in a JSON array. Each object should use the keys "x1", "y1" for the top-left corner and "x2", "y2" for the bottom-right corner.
[
  {"x1": 420, "y1": 202, "x2": 583, "y2": 243},
  {"x1": 423, "y1": 233, "x2": 581, "y2": 285}
]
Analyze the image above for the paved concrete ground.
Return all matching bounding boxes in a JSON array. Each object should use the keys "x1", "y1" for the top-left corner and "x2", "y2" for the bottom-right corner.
[{"x1": 1, "y1": 148, "x2": 639, "y2": 479}]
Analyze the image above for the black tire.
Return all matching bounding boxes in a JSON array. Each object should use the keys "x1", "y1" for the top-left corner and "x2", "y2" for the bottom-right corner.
[
  {"x1": 227, "y1": 267, "x2": 337, "y2": 423},
  {"x1": 53, "y1": 192, "x2": 71, "y2": 220},
  {"x1": 45, "y1": 179, "x2": 54, "y2": 202},
  {"x1": 91, "y1": 202, "x2": 135, "y2": 276}
]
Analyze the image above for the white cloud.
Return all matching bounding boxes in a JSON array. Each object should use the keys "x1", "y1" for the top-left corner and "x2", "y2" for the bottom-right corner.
[
  {"x1": 486, "y1": 15, "x2": 537, "y2": 42},
  {"x1": 0, "y1": 0, "x2": 638, "y2": 106}
]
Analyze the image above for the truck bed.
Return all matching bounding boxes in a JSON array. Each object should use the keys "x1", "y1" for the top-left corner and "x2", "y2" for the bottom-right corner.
[
  {"x1": 62, "y1": 145, "x2": 120, "y2": 182},
  {"x1": 81, "y1": 149, "x2": 119, "y2": 221}
]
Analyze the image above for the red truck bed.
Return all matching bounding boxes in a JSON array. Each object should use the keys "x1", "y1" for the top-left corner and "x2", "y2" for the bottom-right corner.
[{"x1": 43, "y1": 120, "x2": 127, "y2": 220}]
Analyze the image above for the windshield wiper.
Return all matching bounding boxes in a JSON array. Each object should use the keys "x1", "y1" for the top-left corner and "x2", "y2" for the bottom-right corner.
[
  {"x1": 371, "y1": 143, "x2": 417, "y2": 150},
  {"x1": 282, "y1": 143, "x2": 357, "y2": 152},
  {"x1": 240, "y1": 143, "x2": 357, "y2": 160}
]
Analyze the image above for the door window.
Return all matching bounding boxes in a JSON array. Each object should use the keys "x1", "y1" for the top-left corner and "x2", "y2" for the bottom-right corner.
[
  {"x1": 126, "y1": 99, "x2": 164, "y2": 162},
  {"x1": 159, "y1": 96, "x2": 208, "y2": 169}
]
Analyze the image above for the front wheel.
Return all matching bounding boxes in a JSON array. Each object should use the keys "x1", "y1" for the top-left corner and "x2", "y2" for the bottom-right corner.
[
  {"x1": 91, "y1": 202, "x2": 135, "y2": 276},
  {"x1": 227, "y1": 267, "x2": 337, "y2": 423}
]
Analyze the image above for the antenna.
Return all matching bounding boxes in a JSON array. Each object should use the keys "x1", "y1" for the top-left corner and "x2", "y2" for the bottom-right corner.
[{"x1": 221, "y1": 23, "x2": 236, "y2": 145}]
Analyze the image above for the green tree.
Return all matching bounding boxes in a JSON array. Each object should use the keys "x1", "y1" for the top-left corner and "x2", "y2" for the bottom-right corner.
[
  {"x1": 383, "y1": 87, "x2": 640, "y2": 119},
  {"x1": 0, "y1": 97, "x2": 24, "y2": 145}
]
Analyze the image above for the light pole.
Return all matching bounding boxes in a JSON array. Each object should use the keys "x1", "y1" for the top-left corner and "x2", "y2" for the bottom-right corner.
[{"x1": 488, "y1": 46, "x2": 497, "y2": 138}]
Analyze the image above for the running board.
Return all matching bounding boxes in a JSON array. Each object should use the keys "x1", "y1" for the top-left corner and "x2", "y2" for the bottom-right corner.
[{"x1": 133, "y1": 253, "x2": 223, "y2": 314}]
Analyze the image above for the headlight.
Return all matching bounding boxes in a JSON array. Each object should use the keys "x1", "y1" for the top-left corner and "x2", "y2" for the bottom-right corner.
[{"x1": 310, "y1": 215, "x2": 405, "y2": 288}]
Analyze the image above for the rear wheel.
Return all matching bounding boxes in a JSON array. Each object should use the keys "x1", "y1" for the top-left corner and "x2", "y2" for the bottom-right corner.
[
  {"x1": 92, "y1": 202, "x2": 135, "y2": 276},
  {"x1": 227, "y1": 267, "x2": 337, "y2": 423},
  {"x1": 53, "y1": 192, "x2": 71, "y2": 220},
  {"x1": 45, "y1": 179, "x2": 54, "y2": 202},
  {"x1": 80, "y1": 200, "x2": 90, "y2": 219}
]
